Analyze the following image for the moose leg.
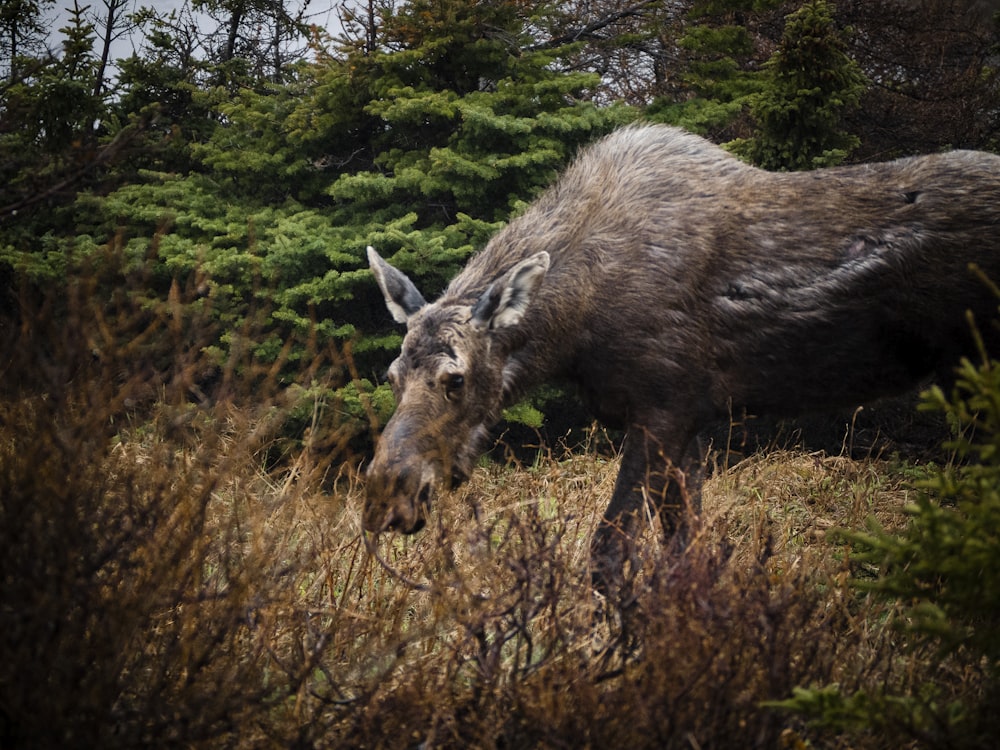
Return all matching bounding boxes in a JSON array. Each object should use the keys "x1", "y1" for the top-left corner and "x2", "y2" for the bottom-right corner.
[
  {"x1": 590, "y1": 427, "x2": 701, "y2": 599},
  {"x1": 655, "y1": 434, "x2": 704, "y2": 544}
]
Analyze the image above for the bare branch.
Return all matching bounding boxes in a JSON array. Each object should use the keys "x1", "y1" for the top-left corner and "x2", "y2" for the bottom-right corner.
[
  {"x1": 525, "y1": 0, "x2": 662, "y2": 52},
  {"x1": 0, "y1": 113, "x2": 151, "y2": 219}
]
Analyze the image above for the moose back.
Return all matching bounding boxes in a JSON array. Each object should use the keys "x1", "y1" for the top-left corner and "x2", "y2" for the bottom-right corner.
[{"x1": 364, "y1": 123, "x2": 1000, "y2": 589}]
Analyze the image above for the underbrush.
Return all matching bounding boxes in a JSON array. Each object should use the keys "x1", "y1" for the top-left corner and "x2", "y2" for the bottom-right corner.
[{"x1": 0, "y1": 270, "x2": 989, "y2": 748}]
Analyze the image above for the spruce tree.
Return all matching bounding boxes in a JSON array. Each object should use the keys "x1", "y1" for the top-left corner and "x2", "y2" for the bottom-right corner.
[
  {"x1": 646, "y1": 0, "x2": 784, "y2": 138},
  {"x1": 731, "y1": 0, "x2": 866, "y2": 170},
  {"x1": 297, "y1": 0, "x2": 632, "y2": 429},
  {"x1": 1, "y1": 3, "x2": 107, "y2": 220}
]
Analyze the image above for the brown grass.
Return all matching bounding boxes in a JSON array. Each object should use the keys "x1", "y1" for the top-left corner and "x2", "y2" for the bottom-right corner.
[{"x1": 0, "y1": 268, "x2": 946, "y2": 749}]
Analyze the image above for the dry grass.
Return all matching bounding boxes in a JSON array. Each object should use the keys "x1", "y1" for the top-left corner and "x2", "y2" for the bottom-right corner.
[{"x1": 0, "y1": 269, "x2": 952, "y2": 749}]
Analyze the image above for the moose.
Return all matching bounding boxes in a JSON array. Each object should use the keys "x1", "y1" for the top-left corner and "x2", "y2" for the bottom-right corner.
[{"x1": 363, "y1": 123, "x2": 1000, "y2": 591}]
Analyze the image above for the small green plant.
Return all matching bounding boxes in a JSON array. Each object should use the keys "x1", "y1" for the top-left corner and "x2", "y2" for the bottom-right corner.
[{"x1": 775, "y1": 337, "x2": 1000, "y2": 747}]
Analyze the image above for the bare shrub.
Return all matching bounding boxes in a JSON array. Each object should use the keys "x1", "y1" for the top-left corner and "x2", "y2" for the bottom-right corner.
[{"x1": 0, "y1": 249, "x2": 359, "y2": 747}]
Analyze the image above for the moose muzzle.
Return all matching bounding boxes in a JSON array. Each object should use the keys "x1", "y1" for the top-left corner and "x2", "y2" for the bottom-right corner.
[{"x1": 363, "y1": 454, "x2": 434, "y2": 534}]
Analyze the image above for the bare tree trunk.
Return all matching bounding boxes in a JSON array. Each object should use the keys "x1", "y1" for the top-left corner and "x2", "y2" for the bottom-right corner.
[
  {"x1": 367, "y1": 0, "x2": 376, "y2": 54},
  {"x1": 94, "y1": 0, "x2": 116, "y2": 97},
  {"x1": 271, "y1": 4, "x2": 282, "y2": 82},
  {"x1": 8, "y1": 20, "x2": 17, "y2": 83},
  {"x1": 93, "y1": 0, "x2": 135, "y2": 97},
  {"x1": 224, "y1": 2, "x2": 244, "y2": 62}
]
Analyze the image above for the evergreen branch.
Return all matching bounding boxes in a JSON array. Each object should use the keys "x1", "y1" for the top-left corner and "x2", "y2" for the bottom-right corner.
[{"x1": 0, "y1": 114, "x2": 152, "y2": 221}]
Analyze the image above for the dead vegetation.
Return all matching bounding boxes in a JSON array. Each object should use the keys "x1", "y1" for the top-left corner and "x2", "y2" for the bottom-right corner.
[{"x1": 0, "y1": 270, "x2": 968, "y2": 749}]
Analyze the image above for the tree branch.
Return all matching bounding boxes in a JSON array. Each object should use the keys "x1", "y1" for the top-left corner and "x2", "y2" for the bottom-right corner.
[
  {"x1": 525, "y1": 0, "x2": 663, "y2": 52},
  {"x1": 0, "y1": 114, "x2": 152, "y2": 220}
]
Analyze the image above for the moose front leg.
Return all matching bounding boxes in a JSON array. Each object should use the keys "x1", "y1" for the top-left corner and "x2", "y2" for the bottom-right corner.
[
  {"x1": 656, "y1": 434, "x2": 704, "y2": 543},
  {"x1": 590, "y1": 427, "x2": 703, "y2": 600}
]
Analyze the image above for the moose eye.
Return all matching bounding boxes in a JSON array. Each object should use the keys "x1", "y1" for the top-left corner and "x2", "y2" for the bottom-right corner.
[{"x1": 443, "y1": 373, "x2": 465, "y2": 399}]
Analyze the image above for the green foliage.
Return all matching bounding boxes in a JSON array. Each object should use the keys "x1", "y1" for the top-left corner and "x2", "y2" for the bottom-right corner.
[
  {"x1": 651, "y1": 0, "x2": 865, "y2": 169},
  {"x1": 308, "y1": 1, "x2": 631, "y2": 428},
  {"x1": 649, "y1": 25, "x2": 755, "y2": 134},
  {"x1": 777, "y1": 333, "x2": 1000, "y2": 745},
  {"x1": 503, "y1": 401, "x2": 546, "y2": 430},
  {"x1": 0, "y1": 0, "x2": 55, "y2": 80},
  {"x1": 322, "y1": 0, "x2": 634, "y2": 228},
  {"x1": 0, "y1": 3, "x2": 105, "y2": 218},
  {"x1": 647, "y1": 0, "x2": 782, "y2": 135},
  {"x1": 770, "y1": 682, "x2": 972, "y2": 739},
  {"x1": 882, "y1": 355, "x2": 1000, "y2": 666},
  {"x1": 729, "y1": 0, "x2": 866, "y2": 169}
]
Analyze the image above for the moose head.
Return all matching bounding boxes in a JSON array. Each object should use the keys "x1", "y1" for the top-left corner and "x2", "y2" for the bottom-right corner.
[{"x1": 363, "y1": 246, "x2": 550, "y2": 534}]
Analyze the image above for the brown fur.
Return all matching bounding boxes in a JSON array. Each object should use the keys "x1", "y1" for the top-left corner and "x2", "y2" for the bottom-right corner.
[{"x1": 365, "y1": 123, "x2": 1000, "y2": 591}]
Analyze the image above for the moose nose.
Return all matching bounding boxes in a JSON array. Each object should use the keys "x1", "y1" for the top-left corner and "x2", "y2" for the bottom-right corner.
[
  {"x1": 385, "y1": 478, "x2": 431, "y2": 534},
  {"x1": 364, "y1": 461, "x2": 432, "y2": 534}
]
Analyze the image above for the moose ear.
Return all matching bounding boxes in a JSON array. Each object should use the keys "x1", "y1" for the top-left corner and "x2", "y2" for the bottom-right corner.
[
  {"x1": 472, "y1": 251, "x2": 550, "y2": 330},
  {"x1": 367, "y1": 246, "x2": 427, "y2": 324}
]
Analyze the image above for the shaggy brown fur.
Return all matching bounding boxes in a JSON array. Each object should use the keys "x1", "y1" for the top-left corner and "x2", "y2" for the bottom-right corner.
[{"x1": 365, "y1": 123, "x2": 1000, "y2": 591}]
